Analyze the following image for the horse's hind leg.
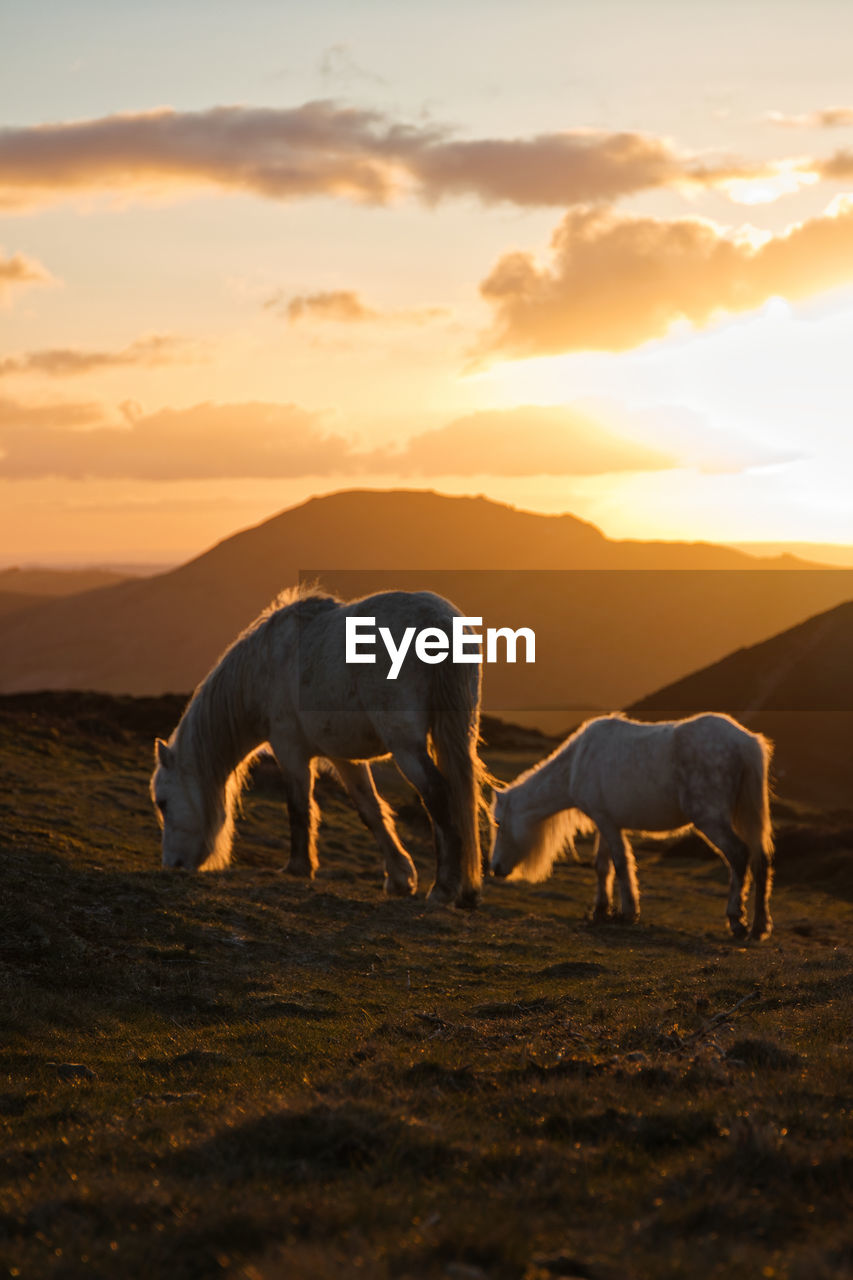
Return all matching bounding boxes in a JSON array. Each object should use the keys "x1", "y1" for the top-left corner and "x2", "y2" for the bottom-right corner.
[
  {"x1": 332, "y1": 759, "x2": 417, "y2": 897},
  {"x1": 694, "y1": 819, "x2": 750, "y2": 940},
  {"x1": 592, "y1": 831, "x2": 615, "y2": 922},
  {"x1": 390, "y1": 744, "x2": 461, "y2": 907},
  {"x1": 597, "y1": 821, "x2": 639, "y2": 922},
  {"x1": 750, "y1": 847, "x2": 773, "y2": 941}
]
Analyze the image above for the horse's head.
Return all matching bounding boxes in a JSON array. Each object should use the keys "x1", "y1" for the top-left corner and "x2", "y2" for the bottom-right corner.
[
  {"x1": 151, "y1": 737, "x2": 219, "y2": 871},
  {"x1": 488, "y1": 787, "x2": 524, "y2": 879}
]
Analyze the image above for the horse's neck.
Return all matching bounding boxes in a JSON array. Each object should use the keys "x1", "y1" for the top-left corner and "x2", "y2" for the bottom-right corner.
[
  {"x1": 179, "y1": 657, "x2": 266, "y2": 780},
  {"x1": 518, "y1": 745, "x2": 575, "y2": 821}
]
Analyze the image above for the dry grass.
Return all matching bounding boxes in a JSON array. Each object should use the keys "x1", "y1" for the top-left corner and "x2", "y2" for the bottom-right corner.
[{"x1": 0, "y1": 694, "x2": 851, "y2": 1280}]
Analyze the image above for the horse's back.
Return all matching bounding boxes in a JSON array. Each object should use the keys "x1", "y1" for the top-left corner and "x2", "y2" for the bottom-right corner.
[
  {"x1": 574, "y1": 716, "x2": 685, "y2": 831},
  {"x1": 273, "y1": 589, "x2": 473, "y2": 759},
  {"x1": 669, "y1": 712, "x2": 765, "y2": 811}
]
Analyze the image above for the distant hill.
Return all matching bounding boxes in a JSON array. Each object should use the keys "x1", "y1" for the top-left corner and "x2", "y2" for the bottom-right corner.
[
  {"x1": 1, "y1": 489, "x2": 851, "y2": 707},
  {"x1": 0, "y1": 591, "x2": 49, "y2": 619},
  {"x1": 0, "y1": 566, "x2": 131, "y2": 597},
  {"x1": 628, "y1": 600, "x2": 853, "y2": 808},
  {"x1": 731, "y1": 541, "x2": 853, "y2": 568}
]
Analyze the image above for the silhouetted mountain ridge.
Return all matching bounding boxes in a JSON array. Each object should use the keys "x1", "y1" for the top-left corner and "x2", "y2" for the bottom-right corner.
[{"x1": 0, "y1": 489, "x2": 850, "y2": 701}]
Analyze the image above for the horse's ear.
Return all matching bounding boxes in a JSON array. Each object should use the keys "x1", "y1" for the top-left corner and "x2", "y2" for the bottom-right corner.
[{"x1": 155, "y1": 738, "x2": 173, "y2": 768}]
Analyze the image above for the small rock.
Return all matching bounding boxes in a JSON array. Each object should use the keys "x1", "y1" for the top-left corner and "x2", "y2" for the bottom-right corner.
[{"x1": 55, "y1": 1063, "x2": 97, "y2": 1081}]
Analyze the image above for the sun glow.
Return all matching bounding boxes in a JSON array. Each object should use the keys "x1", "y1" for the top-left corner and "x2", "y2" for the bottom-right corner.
[{"x1": 719, "y1": 162, "x2": 819, "y2": 206}]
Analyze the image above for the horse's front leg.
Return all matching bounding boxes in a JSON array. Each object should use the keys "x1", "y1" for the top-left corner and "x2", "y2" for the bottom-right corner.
[
  {"x1": 597, "y1": 821, "x2": 639, "y2": 923},
  {"x1": 270, "y1": 739, "x2": 319, "y2": 877},
  {"x1": 591, "y1": 831, "x2": 615, "y2": 922},
  {"x1": 332, "y1": 758, "x2": 417, "y2": 897}
]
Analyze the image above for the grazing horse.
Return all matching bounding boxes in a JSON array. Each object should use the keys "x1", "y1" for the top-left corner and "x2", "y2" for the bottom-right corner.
[
  {"x1": 490, "y1": 712, "x2": 774, "y2": 940},
  {"x1": 150, "y1": 587, "x2": 486, "y2": 908}
]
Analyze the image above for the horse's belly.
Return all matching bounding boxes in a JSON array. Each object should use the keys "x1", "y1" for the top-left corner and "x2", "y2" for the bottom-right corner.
[
  {"x1": 303, "y1": 715, "x2": 387, "y2": 762},
  {"x1": 606, "y1": 782, "x2": 685, "y2": 833}
]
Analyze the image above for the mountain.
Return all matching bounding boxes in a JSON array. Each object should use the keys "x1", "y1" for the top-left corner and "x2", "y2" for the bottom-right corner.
[
  {"x1": 0, "y1": 591, "x2": 50, "y2": 619},
  {"x1": 0, "y1": 566, "x2": 131, "y2": 597},
  {"x1": 628, "y1": 599, "x2": 853, "y2": 808},
  {"x1": 730, "y1": 541, "x2": 853, "y2": 568},
  {"x1": 0, "y1": 489, "x2": 851, "y2": 706}
]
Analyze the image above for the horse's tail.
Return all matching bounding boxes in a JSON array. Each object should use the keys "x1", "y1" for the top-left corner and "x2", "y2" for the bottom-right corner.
[
  {"x1": 733, "y1": 727, "x2": 775, "y2": 938},
  {"x1": 733, "y1": 730, "x2": 775, "y2": 860},
  {"x1": 430, "y1": 658, "x2": 487, "y2": 907}
]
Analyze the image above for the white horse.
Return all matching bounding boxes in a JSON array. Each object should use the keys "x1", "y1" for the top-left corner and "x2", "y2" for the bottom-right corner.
[
  {"x1": 151, "y1": 587, "x2": 486, "y2": 908},
  {"x1": 490, "y1": 713, "x2": 774, "y2": 940}
]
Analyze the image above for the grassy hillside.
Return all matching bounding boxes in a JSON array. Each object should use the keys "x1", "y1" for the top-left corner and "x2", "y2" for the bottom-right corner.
[{"x1": 1, "y1": 693, "x2": 851, "y2": 1279}]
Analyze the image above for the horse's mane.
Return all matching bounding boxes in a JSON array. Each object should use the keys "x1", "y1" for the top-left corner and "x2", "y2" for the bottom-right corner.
[
  {"x1": 172, "y1": 584, "x2": 340, "y2": 862},
  {"x1": 501, "y1": 716, "x2": 612, "y2": 881},
  {"x1": 507, "y1": 712, "x2": 625, "y2": 791}
]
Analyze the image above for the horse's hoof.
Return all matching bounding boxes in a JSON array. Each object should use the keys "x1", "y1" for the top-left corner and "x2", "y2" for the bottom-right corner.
[
  {"x1": 384, "y1": 874, "x2": 418, "y2": 898},
  {"x1": 284, "y1": 861, "x2": 315, "y2": 879},
  {"x1": 590, "y1": 906, "x2": 613, "y2": 925},
  {"x1": 425, "y1": 883, "x2": 455, "y2": 907},
  {"x1": 615, "y1": 910, "x2": 639, "y2": 926},
  {"x1": 750, "y1": 919, "x2": 772, "y2": 941},
  {"x1": 728, "y1": 919, "x2": 749, "y2": 941},
  {"x1": 454, "y1": 887, "x2": 481, "y2": 911}
]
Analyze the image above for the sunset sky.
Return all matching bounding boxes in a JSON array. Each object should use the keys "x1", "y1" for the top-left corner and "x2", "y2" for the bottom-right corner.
[{"x1": 3, "y1": 0, "x2": 853, "y2": 564}]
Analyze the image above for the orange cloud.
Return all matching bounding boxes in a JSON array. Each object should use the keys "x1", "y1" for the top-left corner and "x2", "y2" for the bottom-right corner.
[
  {"x1": 265, "y1": 287, "x2": 447, "y2": 326},
  {"x1": 0, "y1": 103, "x2": 784, "y2": 211},
  {"x1": 0, "y1": 398, "x2": 729, "y2": 481},
  {"x1": 0, "y1": 401, "x2": 344, "y2": 480},
  {"x1": 0, "y1": 396, "x2": 100, "y2": 429},
  {"x1": 386, "y1": 407, "x2": 675, "y2": 476},
  {"x1": 0, "y1": 334, "x2": 197, "y2": 377},
  {"x1": 272, "y1": 290, "x2": 377, "y2": 323},
  {"x1": 0, "y1": 248, "x2": 53, "y2": 300},
  {"x1": 477, "y1": 197, "x2": 853, "y2": 357},
  {"x1": 0, "y1": 393, "x2": 790, "y2": 480},
  {"x1": 814, "y1": 150, "x2": 853, "y2": 181}
]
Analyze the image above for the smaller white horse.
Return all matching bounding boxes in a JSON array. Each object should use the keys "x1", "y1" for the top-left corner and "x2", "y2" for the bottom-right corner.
[{"x1": 490, "y1": 713, "x2": 774, "y2": 940}]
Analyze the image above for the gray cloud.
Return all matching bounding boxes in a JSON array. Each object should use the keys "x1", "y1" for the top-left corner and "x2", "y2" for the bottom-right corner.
[
  {"x1": 0, "y1": 102, "x2": 782, "y2": 211},
  {"x1": 318, "y1": 44, "x2": 388, "y2": 88},
  {"x1": 265, "y1": 287, "x2": 447, "y2": 326}
]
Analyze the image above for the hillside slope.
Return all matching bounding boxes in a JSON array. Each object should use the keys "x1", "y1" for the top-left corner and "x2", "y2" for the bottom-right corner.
[
  {"x1": 0, "y1": 489, "x2": 850, "y2": 706},
  {"x1": 628, "y1": 600, "x2": 853, "y2": 808}
]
